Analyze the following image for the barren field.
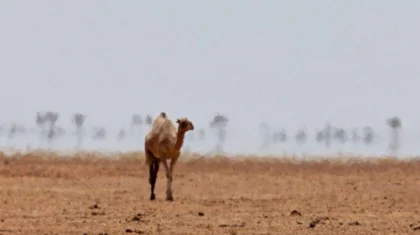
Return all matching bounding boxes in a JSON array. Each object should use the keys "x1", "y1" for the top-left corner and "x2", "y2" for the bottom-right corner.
[{"x1": 1, "y1": 152, "x2": 420, "y2": 235}]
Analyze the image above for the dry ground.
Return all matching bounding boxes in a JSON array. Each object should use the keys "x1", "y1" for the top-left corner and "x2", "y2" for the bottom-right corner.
[{"x1": 1, "y1": 151, "x2": 420, "y2": 235}]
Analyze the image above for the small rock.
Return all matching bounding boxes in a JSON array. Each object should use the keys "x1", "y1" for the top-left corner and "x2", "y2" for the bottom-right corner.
[
  {"x1": 290, "y1": 210, "x2": 302, "y2": 216},
  {"x1": 89, "y1": 204, "x2": 100, "y2": 209},
  {"x1": 308, "y1": 216, "x2": 329, "y2": 228},
  {"x1": 348, "y1": 221, "x2": 361, "y2": 226},
  {"x1": 411, "y1": 224, "x2": 420, "y2": 231},
  {"x1": 129, "y1": 213, "x2": 142, "y2": 222},
  {"x1": 198, "y1": 212, "x2": 205, "y2": 217},
  {"x1": 91, "y1": 211, "x2": 105, "y2": 216},
  {"x1": 124, "y1": 229, "x2": 144, "y2": 234},
  {"x1": 308, "y1": 220, "x2": 319, "y2": 228},
  {"x1": 218, "y1": 222, "x2": 245, "y2": 228}
]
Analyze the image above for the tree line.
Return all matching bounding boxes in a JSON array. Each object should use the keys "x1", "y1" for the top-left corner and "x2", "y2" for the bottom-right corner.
[{"x1": 0, "y1": 112, "x2": 403, "y2": 155}]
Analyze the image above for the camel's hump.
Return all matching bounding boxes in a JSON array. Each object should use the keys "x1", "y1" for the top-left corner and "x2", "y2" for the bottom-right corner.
[{"x1": 160, "y1": 112, "x2": 167, "y2": 118}]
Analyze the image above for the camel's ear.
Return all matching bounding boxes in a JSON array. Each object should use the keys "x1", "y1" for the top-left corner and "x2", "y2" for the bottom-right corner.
[{"x1": 176, "y1": 119, "x2": 181, "y2": 124}]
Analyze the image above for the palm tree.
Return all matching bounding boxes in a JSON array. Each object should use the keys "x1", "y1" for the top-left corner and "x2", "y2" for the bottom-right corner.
[
  {"x1": 362, "y1": 126, "x2": 375, "y2": 145},
  {"x1": 315, "y1": 122, "x2": 332, "y2": 148},
  {"x1": 72, "y1": 113, "x2": 86, "y2": 148},
  {"x1": 387, "y1": 116, "x2": 402, "y2": 156},
  {"x1": 295, "y1": 128, "x2": 307, "y2": 145},
  {"x1": 209, "y1": 113, "x2": 228, "y2": 153},
  {"x1": 332, "y1": 127, "x2": 347, "y2": 144},
  {"x1": 35, "y1": 112, "x2": 48, "y2": 142},
  {"x1": 45, "y1": 111, "x2": 59, "y2": 146},
  {"x1": 145, "y1": 115, "x2": 153, "y2": 127}
]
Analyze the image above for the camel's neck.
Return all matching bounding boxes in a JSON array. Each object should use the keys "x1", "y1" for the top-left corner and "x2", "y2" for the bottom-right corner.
[{"x1": 174, "y1": 130, "x2": 186, "y2": 151}]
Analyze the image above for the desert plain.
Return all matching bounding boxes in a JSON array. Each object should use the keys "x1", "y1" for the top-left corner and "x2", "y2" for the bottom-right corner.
[{"x1": 1, "y1": 151, "x2": 420, "y2": 235}]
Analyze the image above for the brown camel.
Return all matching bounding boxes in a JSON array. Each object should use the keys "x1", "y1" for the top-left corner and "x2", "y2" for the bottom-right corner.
[{"x1": 144, "y1": 112, "x2": 194, "y2": 201}]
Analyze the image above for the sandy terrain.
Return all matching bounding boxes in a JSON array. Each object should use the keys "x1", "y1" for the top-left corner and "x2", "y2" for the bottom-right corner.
[{"x1": 1, "y1": 151, "x2": 420, "y2": 235}]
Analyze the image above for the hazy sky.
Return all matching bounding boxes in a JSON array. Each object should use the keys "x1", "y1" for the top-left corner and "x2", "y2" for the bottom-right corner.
[{"x1": 0, "y1": 0, "x2": 419, "y2": 133}]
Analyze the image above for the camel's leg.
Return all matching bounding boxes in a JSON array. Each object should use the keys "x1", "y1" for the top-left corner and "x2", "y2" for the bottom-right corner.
[
  {"x1": 149, "y1": 159, "x2": 159, "y2": 200},
  {"x1": 146, "y1": 144, "x2": 160, "y2": 201},
  {"x1": 162, "y1": 159, "x2": 173, "y2": 201},
  {"x1": 169, "y1": 156, "x2": 178, "y2": 173},
  {"x1": 166, "y1": 157, "x2": 179, "y2": 200},
  {"x1": 148, "y1": 162, "x2": 155, "y2": 200}
]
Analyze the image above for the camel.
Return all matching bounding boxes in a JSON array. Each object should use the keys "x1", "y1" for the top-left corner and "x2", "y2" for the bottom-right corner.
[{"x1": 144, "y1": 112, "x2": 194, "y2": 201}]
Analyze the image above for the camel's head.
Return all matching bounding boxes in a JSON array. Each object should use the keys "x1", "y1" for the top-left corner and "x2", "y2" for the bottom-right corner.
[{"x1": 176, "y1": 117, "x2": 194, "y2": 132}]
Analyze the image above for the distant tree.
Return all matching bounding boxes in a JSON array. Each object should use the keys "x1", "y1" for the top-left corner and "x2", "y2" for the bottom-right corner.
[
  {"x1": 118, "y1": 128, "x2": 126, "y2": 141},
  {"x1": 35, "y1": 112, "x2": 48, "y2": 141},
  {"x1": 145, "y1": 115, "x2": 153, "y2": 126},
  {"x1": 316, "y1": 130, "x2": 323, "y2": 143},
  {"x1": 209, "y1": 113, "x2": 228, "y2": 153},
  {"x1": 362, "y1": 126, "x2": 375, "y2": 145},
  {"x1": 332, "y1": 127, "x2": 347, "y2": 144},
  {"x1": 272, "y1": 128, "x2": 287, "y2": 143},
  {"x1": 44, "y1": 111, "x2": 59, "y2": 145},
  {"x1": 130, "y1": 114, "x2": 143, "y2": 138},
  {"x1": 8, "y1": 123, "x2": 25, "y2": 139},
  {"x1": 36, "y1": 112, "x2": 47, "y2": 130},
  {"x1": 72, "y1": 113, "x2": 86, "y2": 148},
  {"x1": 295, "y1": 128, "x2": 307, "y2": 145},
  {"x1": 387, "y1": 116, "x2": 402, "y2": 155},
  {"x1": 92, "y1": 127, "x2": 106, "y2": 141},
  {"x1": 45, "y1": 111, "x2": 59, "y2": 128},
  {"x1": 316, "y1": 122, "x2": 332, "y2": 148}
]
